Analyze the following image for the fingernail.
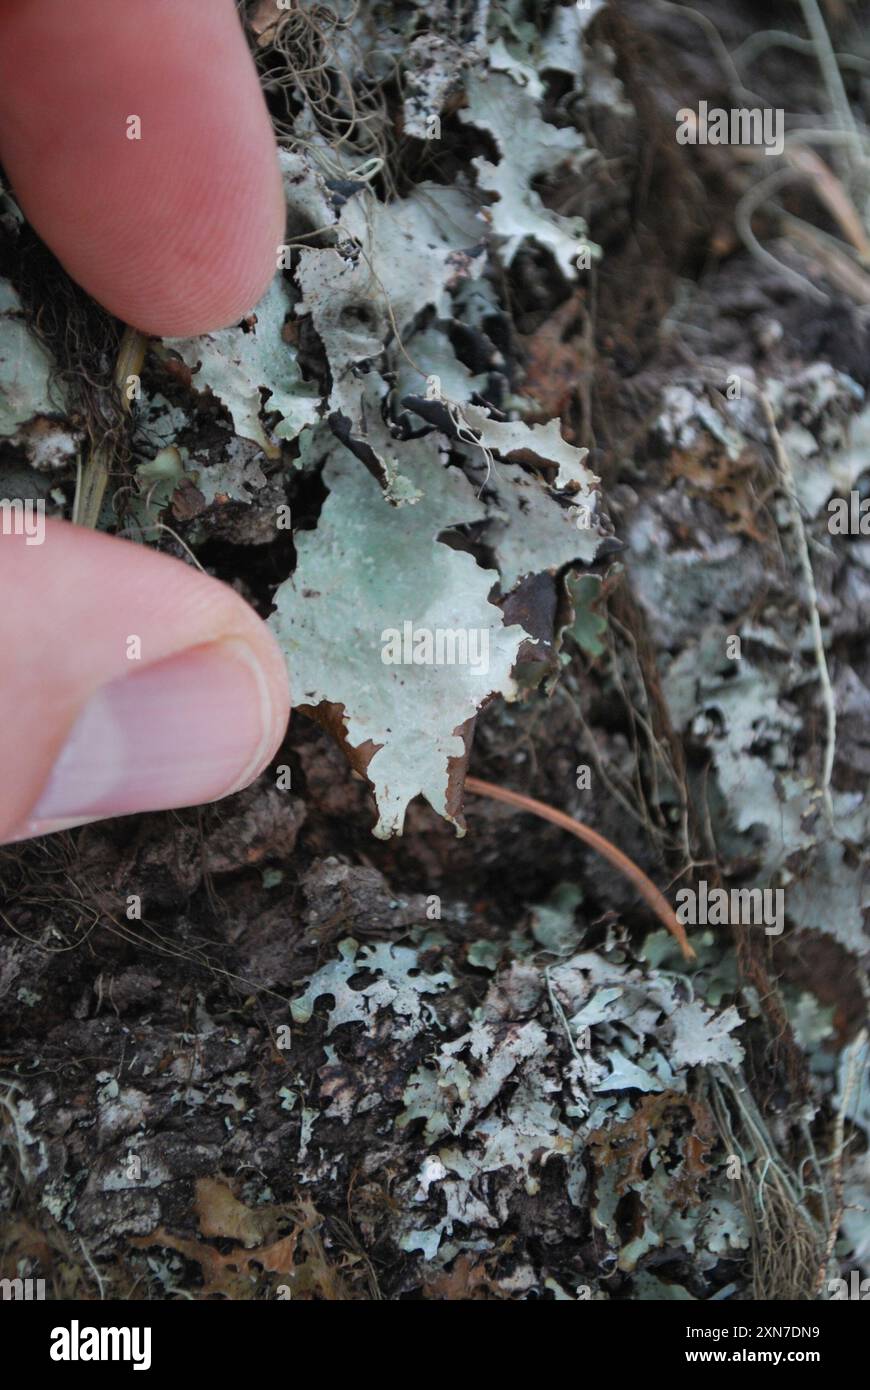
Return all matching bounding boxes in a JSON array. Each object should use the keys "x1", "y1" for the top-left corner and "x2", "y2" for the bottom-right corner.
[{"x1": 26, "y1": 639, "x2": 274, "y2": 830}]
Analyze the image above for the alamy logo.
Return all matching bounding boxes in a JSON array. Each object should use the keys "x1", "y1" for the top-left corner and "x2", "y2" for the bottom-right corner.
[
  {"x1": 828, "y1": 491, "x2": 870, "y2": 535},
  {"x1": 381, "y1": 622, "x2": 490, "y2": 673},
  {"x1": 676, "y1": 102, "x2": 784, "y2": 157},
  {"x1": 0, "y1": 1277, "x2": 45, "y2": 1300},
  {"x1": 827, "y1": 1270, "x2": 870, "y2": 1299},
  {"x1": 0, "y1": 497, "x2": 45, "y2": 545},
  {"x1": 50, "y1": 1320, "x2": 151, "y2": 1371},
  {"x1": 675, "y1": 882, "x2": 784, "y2": 935}
]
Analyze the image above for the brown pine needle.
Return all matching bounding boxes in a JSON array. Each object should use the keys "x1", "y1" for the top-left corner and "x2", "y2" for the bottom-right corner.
[{"x1": 464, "y1": 776, "x2": 696, "y2": 962}]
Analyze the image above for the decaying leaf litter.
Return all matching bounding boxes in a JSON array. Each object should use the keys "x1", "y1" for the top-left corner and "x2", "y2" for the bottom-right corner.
[{"x1": 0, "y1": 0, "x2": 868, "y2": 1300}]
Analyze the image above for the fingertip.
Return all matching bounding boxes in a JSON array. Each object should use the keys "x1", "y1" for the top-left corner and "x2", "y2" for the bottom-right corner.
[{"x1": 0, "y1": 0, "x2": 284, "y2": 335}]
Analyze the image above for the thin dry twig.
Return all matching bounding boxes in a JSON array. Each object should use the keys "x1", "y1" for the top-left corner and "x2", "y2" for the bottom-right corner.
[
  {"x1": 814, "y1": 1027, "x2": 868, "y2": 1294},
  {"x1": 758, "y1": 392, "x2": 837, "y2": 816},
  {"x1": 463, "y1": 776, "x2": 696, "y2": 961},
  {"x1": 783, "y1": 141, "x2": 870, "y2": 261}
]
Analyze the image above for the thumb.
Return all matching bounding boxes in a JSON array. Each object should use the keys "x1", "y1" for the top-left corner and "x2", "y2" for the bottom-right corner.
[{"x1": 0, "y1": 520, "x2": 290, "y2": 844}]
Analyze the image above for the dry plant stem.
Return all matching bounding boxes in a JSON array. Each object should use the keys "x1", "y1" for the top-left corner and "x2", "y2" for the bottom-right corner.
[
  {"x1": 759, "y1": 393, "x2": 836, "y2": 816},
  {"x1": 117, "y1": 520, "x2": 207, "y2": 573},
  {"x1": 711, "y1": 1068, "x2": 823, "y2": 1299},
  {"x1": 783, "y1": 142, "x2": 870, "y2": 261},
  {"x1": 73, "y1": 325, "x2": 147, "y2": 529},
  {"x1": 736, "y1": 167, "x2": 830, "y2": 303},
  {"x1": 652, "y1": 0, "x2": 756, "y2": 107},
  {"x1": 797, "y1": 0, "x2": 863, "y2": 194},
  {"x1": 780, "y1": 214, "x2": 870, "y2": 303},
  {"x1": 733, "y1": 29, "x2": 870, "y2": 76},
  {"x1": 464, "y1": 776, "x2": 696, "y2": 961},
  {"x1": 814, "y1": 1027, "x2": 868, "y2": 1294}
]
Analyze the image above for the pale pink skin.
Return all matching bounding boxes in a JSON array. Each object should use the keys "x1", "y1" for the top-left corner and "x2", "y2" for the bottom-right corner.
[
  {"x1": 0, "y1": 0, "x2": 291, "y2": 843},
  {"x1": 0, "y1": 0, "x2": 286, "y2": 336}
]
